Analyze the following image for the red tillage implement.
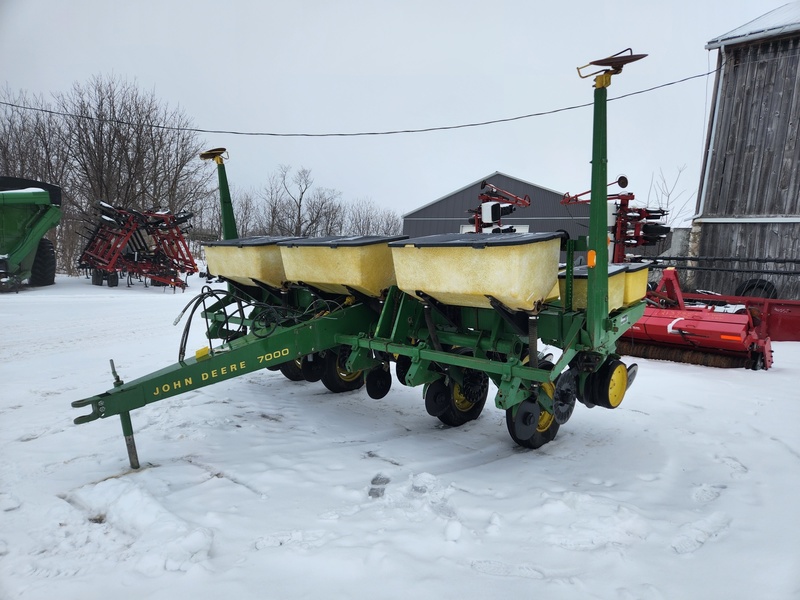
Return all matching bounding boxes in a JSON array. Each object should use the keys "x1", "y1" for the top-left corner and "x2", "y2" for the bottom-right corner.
[
  {"x1": 617, "y1": 269, "x2": 773, "y2": 370},
  {"x1": 78, "y1": 202, "x2": 197, "y2": 289},
  {"x1": 562, "y1": 182, "x2": 781, "y2": 369}
]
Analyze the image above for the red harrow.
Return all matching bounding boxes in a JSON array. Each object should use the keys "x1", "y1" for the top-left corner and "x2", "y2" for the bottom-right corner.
[{"x1": 78, "y1": 202, "x2": 198, "y2": 289}]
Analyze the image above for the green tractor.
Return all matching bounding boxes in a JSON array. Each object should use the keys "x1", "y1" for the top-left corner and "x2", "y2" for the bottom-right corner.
[{"x1": 0, "y1": 177, "x2": 62, "y2": 292}]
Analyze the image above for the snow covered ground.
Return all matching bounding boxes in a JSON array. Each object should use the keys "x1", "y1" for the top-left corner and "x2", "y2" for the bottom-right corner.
[{"x1": 2, "y1": 275, "x2": 799, "y2": 599}]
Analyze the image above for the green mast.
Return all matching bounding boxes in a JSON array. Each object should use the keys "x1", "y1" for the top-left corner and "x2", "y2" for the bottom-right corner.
[
  {"x1": 578, "y1": 50, "x2": 647, "y2": 347},
  {"x1": 200, "y1": 148, "x2": 239, "y2": 240}
]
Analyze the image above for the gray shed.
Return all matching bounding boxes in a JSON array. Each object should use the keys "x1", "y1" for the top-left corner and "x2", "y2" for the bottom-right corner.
[
  {"x1": 693, "y1": 2, "x2": 800, "y2": 299},
  {"x1": 402, "y1": 172, "x2": 590, "y2": 240}
]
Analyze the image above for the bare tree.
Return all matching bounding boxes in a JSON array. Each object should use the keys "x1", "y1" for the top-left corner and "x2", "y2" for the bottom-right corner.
[
  {"x1": 278, "y1": 165, "x2": 313, "y2": 236},
  {"x1": 250, "y1": 171, "x2": 281, "y2": 235},
  {"x1": 344, "y1": 197, "x2": 375, "y2": 235},
  {"x1": 259, "y1": 165, "x2": 344, "y2": 236},
  {"x1": 0, "y1": 76, "x2": 215, "y2": 274},
  {"x1": 230, "y1": 187, "x2": 261, "y2": 238},
  {"x1": 305, "y1": 187, "x2": 345, "y2": 235},
  {"x1": 0, "y1": 87, "x2": 81, "y2": 272},
  {"x1": 373, "y1": 207, "x2": 402, "y2": 235},
  {"x1": 0, "y1": 86, "x2": 71, "y2": 186},
  {"x1": 343, "y1": 197, "x2": 402, "y2": 235},
  {"x1": 54, "y1": 75, "x2": 212, "y2": 214},
  {"x1": 646, "y1": 166, "x2": 695, "y2": 227}
]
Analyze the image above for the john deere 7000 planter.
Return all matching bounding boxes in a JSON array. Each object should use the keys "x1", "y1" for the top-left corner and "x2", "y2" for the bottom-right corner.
[{"x1": 73, "y1": 51, "x2": 649, "y2": 469}]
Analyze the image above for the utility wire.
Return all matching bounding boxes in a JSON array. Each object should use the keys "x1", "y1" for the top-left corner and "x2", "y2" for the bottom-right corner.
[{"x1": 0, "y1": 69, "x2": 717, "y2": 139}]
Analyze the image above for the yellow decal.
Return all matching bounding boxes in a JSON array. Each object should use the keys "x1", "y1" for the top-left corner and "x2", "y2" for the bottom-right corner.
[
  {"x1": 257, "y1": 348, "x2": 290, "y2": 364},
  {"x1": 152, "y1": 361, "x2": 247, "y2": 397}
]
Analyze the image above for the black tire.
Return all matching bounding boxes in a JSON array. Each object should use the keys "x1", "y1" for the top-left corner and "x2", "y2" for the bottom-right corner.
[
  {"x1": 91, "y1": 269, "x2": 103, "y2": 286},
  {"x1": 592, "y1": 359, "x2": 628, "y2": 409},
  {"x1": 734, "y1": 278, "x2": 778, "y2": 299},
  {"x1": 29, "y1": 238, "x2": 56, "y2": 287},
  {"x1": 437, "y1": 349, "x2": 489, "y2": 427},
  {"x1": 279, "y1": 359, "x2": 305, "y2": 382},
  {"x1": 365, "y1": 367, "x2": 392, "y2": 399},
  {"x1": 300, "y1": 353, "x2": 326, "y2": 383},
  {"x1": 505, "y1": 360, "x2": 560, "y2": 449},
  {"x1": 641, "y1": 223, "x2": 670, "y2": 237},
  {"x1": 320, "y1": 350, "x2": 364, "y2": 393},
  {"x1": 505, "y1": 402, "x2": 560, "y2": 449},
  {"x1": 107, "y1": 271, "x2": 120, "y2": 287},
  {"x1": 395, "y1": 355, "x2": 412, "y2": 386}
]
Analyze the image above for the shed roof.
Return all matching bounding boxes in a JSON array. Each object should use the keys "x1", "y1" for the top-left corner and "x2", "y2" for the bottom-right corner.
[
  {"x1": 707, "y1": 2, "x2": 800, "y2": 49},
  {"x1": 402, "y1": 171, "x2": 562, "y2": 218}
]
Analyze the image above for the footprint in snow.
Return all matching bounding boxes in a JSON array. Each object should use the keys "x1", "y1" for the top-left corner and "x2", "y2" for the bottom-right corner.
[
  {"x1": 716, "y1": 455, "x2": 748, "y2": 478},
  {"x1": 369, "y1": 473, "x2": 391, "y2": 498},
  {"x1": 670, "y1": 512, "x2": 731, "y2": 554},
  {"x1": 691, "y1": 483, "x2": 726, "y2": 503}
]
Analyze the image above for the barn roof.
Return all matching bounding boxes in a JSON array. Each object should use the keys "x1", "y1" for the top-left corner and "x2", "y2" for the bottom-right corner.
[
  {"x1": 707, "y1": 2, "x2": 800, "y2": 49},
  {"x1": 402, "y1": 171, "x2": 562, "y2": 218}
]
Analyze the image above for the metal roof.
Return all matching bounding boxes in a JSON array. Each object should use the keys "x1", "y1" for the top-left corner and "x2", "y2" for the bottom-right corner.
[
  {"x1": 707, "y1": 2, "x2": 800, "y2": 49},
  {"x1": 402, "y1": 171, "x2": 563, "y2": 218}
]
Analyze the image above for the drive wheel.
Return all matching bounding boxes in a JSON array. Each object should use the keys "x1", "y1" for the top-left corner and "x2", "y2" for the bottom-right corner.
[
  {"x1": 279, "y1": 358, "x2": 305, "y2": 382},
  {"x1": 437, "y1": 349, "x2": 489, "y2": 427},
  {"x1": 320, "y1": 349, "x2": 364, "y2": 393},
  {"x1": 29, "y1": 238, "x2": 56, "y2": 287}
]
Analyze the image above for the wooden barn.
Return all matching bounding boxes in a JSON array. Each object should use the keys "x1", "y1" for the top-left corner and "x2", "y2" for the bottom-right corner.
[
  {"x1": 692, "y1": 2, "x2": 800, "y2": 299},
  {"x1": 402, "y1": 172, "x2": 590, "y2": 240}
]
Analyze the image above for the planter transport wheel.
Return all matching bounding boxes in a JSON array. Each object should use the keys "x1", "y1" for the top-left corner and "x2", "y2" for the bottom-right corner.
[{"x1": 320, "y1": 349, "x2": 364, "y2": 393}]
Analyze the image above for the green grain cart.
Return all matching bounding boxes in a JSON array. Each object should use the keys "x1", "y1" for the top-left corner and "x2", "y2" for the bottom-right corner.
[{"x1": 0, "y1": 177, "x2": 62, "y2": 292}]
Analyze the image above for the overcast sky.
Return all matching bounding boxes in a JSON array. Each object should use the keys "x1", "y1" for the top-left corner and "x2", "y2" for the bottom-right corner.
[{"x1": 1, "y1": 1, "x2": 782, "y2": 220}]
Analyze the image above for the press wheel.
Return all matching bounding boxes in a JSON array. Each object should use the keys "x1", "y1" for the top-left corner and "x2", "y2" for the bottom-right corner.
[
  {"x1": 505, "y1": 360, "x2": 560, "y2": 449},
  {"x1": 585, "y1": 358, "x2": 628, "y2": 409},
  {"x1": 505, "y1": 396, "x2": 560, "y2": 449}
]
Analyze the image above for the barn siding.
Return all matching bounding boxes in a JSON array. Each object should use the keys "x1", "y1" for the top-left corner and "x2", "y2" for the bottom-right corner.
[
  {"x1": 692, "y1": 222, "x2": 800, "y2": 298},
  {"x1": 695, "y1": 33, "x2": 800, "y2": 299},
  {"x1": 702, "y1": 37, "x2": 800, "y2": 218}
]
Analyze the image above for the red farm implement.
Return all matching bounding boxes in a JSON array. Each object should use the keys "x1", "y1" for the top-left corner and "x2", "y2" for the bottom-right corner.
[
  {"x1": 616, "y1": 268, "x2": 774, "y2": 370},
  {"x1": 78, "y1": 202, "x2": 198, "y2": 289},
  {"x1": 562, "y1": 178, "x2": 784, "y2": 370},
  {"x1": 466, "y1": 181, "x2": 531, "y2": 233}
]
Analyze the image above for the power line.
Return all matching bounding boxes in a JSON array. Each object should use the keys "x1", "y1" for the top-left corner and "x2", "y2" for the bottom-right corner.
[{"x1": 0, "y1": 69, "x2": 717, "y2": 139}]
